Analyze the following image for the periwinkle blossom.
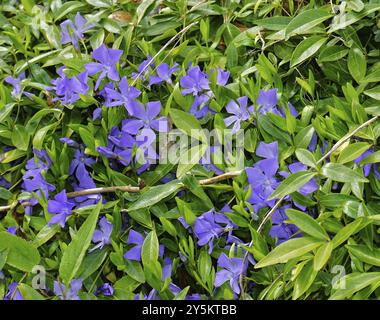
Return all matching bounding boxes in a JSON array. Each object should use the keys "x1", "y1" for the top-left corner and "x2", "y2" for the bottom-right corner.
[
  {"x1": 47, "y1": 190, "x2": 75, "y2": 228},
  {"x1": 7, "y1": 226, "x2": 17, "y2": 235},
  {"x1": 71, "y1": 171, "x2": 101, "y2": 208},
  {"x1": 214, "y1": 253, "x2": 246, "y2": 295},
  {"x1": 61, "y1": 13, "x2": 94, "y2": 49},
  {"x1": 193, "y1": 209, "x2": 235, "y2": 254},
  {"x1": 131, "y1": 55, "x2": 154, "y2": 81},
  {"x1": 134, "y1": 129, "x2": 159, "y2": 174},
  {"x1": 149, "y1": 62, "x2": 179, "y2": 86},
  {"x1": 85, "y1": 44, "x2": 123, "y2": 90},
  {"x1": 21, "y1": 149, "x2": 55, "y2": 216},
  {"x1": 90, "y1": 217, "x2": 113, "y2": 252},
  {"x1": 269, "y1": 205, "x2": 300, "y2": 245},
  {"x1": 122, "y1": 101, "x2": 168, "y2": 135},
  {"x1": 255, "y1": 89, "x2": 298, "y2": 117},
  {"x1": 5, "y1": 72, "x2": 31, "y2": 98},
  {"x1": 69, "y1": 148, "x2": 96, "y2": 181},
  {"x1": 124, "y1": 229, "x2": 164, "y2": 261},
  {"x1": 104, "y1": 77, "x2": 141, "y2": 114},
  {"x1": 224, "y1": 96, "x2": 254, "y2": 134},
  {"x1": 0, "y1": 176, "x2": 11, "y2": 189},
  {"x1": 180, "y1": 66, "x2": 210, "y2": 96},
  {"x1": 54, "y1": 279, "x2": 82, "y2": 300},
  {"x1": 49, "y1": 67, "x2": 89, "y2": 104},
  {"x1": 93, "y1": 107, "x2": 102, "y2": 120},
  {"x1": 97, "y1": 126, "x2": 136, "y2": 166},
  {"x1": 95, "y1": 283, "x2": 114, "y2": 297},
  {"x1": 246, "y1": 141, "x2": 280, "y2": 211},
  {"x1": 189, "y1": 94, "x2": 213, "y2": 119},
  {"x1": 3, "y1": 282, "x2": 23, "y2": 300},
  {"x1": 210, "y1": 67, "x2": 230, "y2": 86}
]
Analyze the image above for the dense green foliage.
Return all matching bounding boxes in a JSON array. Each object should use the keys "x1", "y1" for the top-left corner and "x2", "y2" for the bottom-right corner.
[{"x1": 0, "y1": 0, "x2": 380, "y2": 300}]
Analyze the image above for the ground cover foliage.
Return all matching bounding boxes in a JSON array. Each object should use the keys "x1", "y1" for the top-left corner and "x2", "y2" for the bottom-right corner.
[{"x1": 0, "y1": 0, "x2": 380, "y2": 300}]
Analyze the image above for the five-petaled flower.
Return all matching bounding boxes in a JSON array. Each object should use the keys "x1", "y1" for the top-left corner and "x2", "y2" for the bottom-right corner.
[
  {"x1": 85, "y1": 44, "x2": 123, "y2": 90},
  {"x1": 48, "y1": 190, "x2": 75, "y2": 228},
  {"x1": 90, "y1": 217, "x2": 113, "y2": 252},
  {"x1": 224, "y1": 96, "x2": 253, "y2": 134},
  {"x1": 61, "y1": 13, "x2": 94, "y2": 49},
  {"x1": 214, "y1": 253, "x2": 246, "y2": 295}
]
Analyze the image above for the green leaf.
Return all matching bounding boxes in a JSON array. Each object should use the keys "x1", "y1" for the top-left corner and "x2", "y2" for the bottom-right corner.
[
  {"x1": 290, "y1": 36, "x2": 327, "y2": 68},
  {"x1": 364, "y1": 85, "x2": 380, "y2": 100},
  {"x1": 128, "y1": 180, "x2": 183, "y2": 211},
  {"x1": 313, "y1": 241, "x2": 333, "y2": 271},
  {"x1": 136, "y1": 0, "x2": 156, "y2": 25},
  {"x1": 332, "y1": 217, "x2": 368, "y2": 248},
  {"x1": 318, "y1": 46, "x2": 349, "y2": 63},
  {"x1": 12, "y1": 125, "x2": 30, "y2": 151},
  {"x1": 295, "y1": 148, "x2": 317, "y2": 168},
  {"x1": 76, "y1": 249, "x2": 109, "y2": 280},
  {"x1": 141, "y1": 230, "x2": 159, "y2": 266},
  {"x1": 59, "y1": 201, "x2": 101, "y2": 285},
  {"x1": 330, "y1": 272, "x2": 380, "y2": 300},
  {"x1": 363, "y1": 68, "x2": 380, "y2": 83},
  {"x1": 170, "y1": 109, "x2": 207, "y2": 142},
  {"x1": 348, "y1": 47, "x2": 366, "y2": 83},
  {"x1": 18, "y1": 284, "x2": 44, "y2": 300},
  {"x1": 321, "y1": 163, "x2": 368, "y2": 183},
  {"x1": 347, "y1": 245, "x2": 380, "y2": 267},
  {"x1": 286, "y1": 209, "x2": 329, "y2": 240},
  {"x1": 176, "y1": 144, "x2": 207, "y2": 178},
  {"x1": 286, "y1": 9, "x2": 332, "y2": 36},
  {"x1": 294, "y1": 125, "x2": 315, "y2": 149},
  {"x1": 293, "y1": 260, "x2": 318, "y2": 299},
  {"x1": 360, "y1": 150, "x2": 380, "y2": 164},
  {"x1": 268, "y1": 171, "x2": 316, "y2": 200},
  {"x1": 0, "y1": 232, "x2": 40, "y2": 272},
  {"x1": 32, "y1": 224, "x2": 60, "y2": 248},
  {"x1": 337, "y1": 142, "x2": 371, "y2": 164},
  {"x1": 254, "y1": 237, "x2": 324, "y2": 268}
]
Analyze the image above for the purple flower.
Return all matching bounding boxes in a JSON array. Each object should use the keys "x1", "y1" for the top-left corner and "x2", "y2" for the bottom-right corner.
[
  {"x1": 90, "y1": 217, "x2": 113, "y2": 252},
  {"x1": 189, "y1": 94, "x2": 213, "y2": 119},
  {"x1": 246, "y1": 141, "x2": 280, "y2": 211},
  {"x1": 132, "y1": 56, "x2": 154, "y2": 81},
  {"x1": 5, "y1": 72, "x2": 31, "y2": 98},
  {"x1": 134, "y1": 288, "x2": 158, "y2": 300},
  {"x1": 0, "y1": 176, "x2": 11, "y2": 189},
  {"x1": 69, "y1": 149, "x2": 96, "y2": 181},
  {"x1": 95, "y1": 283, "x2": 114, "y2": 297},
  {"x1": 93, "y1": 107, "x2": 102, "y2": 120},
  {"x1": 270, "y1": 205, "x2": 300, "y2": 244},
  {"x1": 49, "y1": 67, "x2": 88, "y2": 104},
  {"x1": 3, "y1": 282, "x2": 23, "y2": 300},
  {"x1": 60, "y1": 137, "x2": 80, "y2": 148},
  {"x1": 47, "y1": 190, "x2": 75, "y2": 228},
  {"x1": 193, "y1": 210, "x2": 234, "y2": 254},
  {"x1": 71, "y1": 171, "x2": 101, "y2": 208},
  {"x1": 124, "y1": 229, "x2": 164, "y2": 261},
  {"x1": 180, "y1": 66, "x2": 210, "y2": 96},
  {"x1": 7, "y1": 226, "x2": 17, "y2": 235},
  {"x1": 149, "y1": 62, "x2": 179, "y2": 86},
  {"x1": 61, "y1": 13, "x2": 94, "y2": 49},
  {"x1": 210, "y1": 67, "x2": 230, "y2": 86},
  {"x1": 214, "y1": 253, "x2": 246, "y2": 295},
  {"x1": 104, "y1": 77, "x2": 141, "y2": 114},
  {"x1": 256, "y1": 89, "x2": 279, "y2": 115},
  {"x1": 134, "y1": 128, "x2": 159, "y2": 173},
  {"x1": 85, "y1": 44, "x2": 123, "y2": 90},
  {"x1": 224, "y1": 96, "x2": 253, "y2": 134},
  {"x1": 54, "y1": 279, "x2": 82, "y2": 300},
  {"x1": 97, "y1": 126, "x2": 136, "y2": 167},
  {"x1": 122, "y1": 101, "x2": 168, "y2": 135},
  {"x1": 26, "y1": 148, "x2": 52, "y2": 171}
]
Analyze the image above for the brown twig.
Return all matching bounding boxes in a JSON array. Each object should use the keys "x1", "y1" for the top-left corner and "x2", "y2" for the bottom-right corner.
[{"x1": 0, "y1": 170, "x2": 243, "y2": 212}]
